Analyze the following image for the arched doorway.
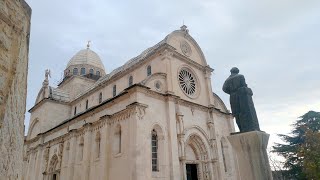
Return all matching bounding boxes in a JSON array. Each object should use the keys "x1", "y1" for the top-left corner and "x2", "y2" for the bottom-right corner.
[
  {"x1": 185, "y1": 134, "x2": 211, "y2": 180},
  {"x1": 47, "y1": 154, "x2": 60, "y2": 180}
]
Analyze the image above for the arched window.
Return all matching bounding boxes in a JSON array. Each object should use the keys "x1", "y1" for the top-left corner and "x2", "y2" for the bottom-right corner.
[
  {"x1": 113, "y1": 125, "x2": 121, "y2": 154},
  {"x1": 113, "y1": 85, "x2": 116, "y2": 97},
  {"x1": 81, "y1": 67, "x2": 86, "y2": 75},
  {"x1": 89, "y1": 69, "x2": 94, "y2": 74},
  {"x1": 73, "y1": 68, "x2": 78, "y2": 75},
  {"x1": 128, "y1": 76, "x2": 133, "y2": 86},
  {"x1": 96, "y1": 71, "x2": 100, "y2": 76},
  {"x1": 96, "y1": 132, "x2": 101, "y2": 158},
  {"x1": 151, "y1": 129, "x2": 158, "y2": 171},
  {"x1": 147, "y1": 65, "x2": 152, "y2": 76},
  {"x1": 74, "y1": 106, "x2": 77, "y2": 115},
  {"x1": 85, "y1": 100, "x2": 88, "y2": 110},
  {"x1": 99, "y1": 92, "x2": 102, "y2": 104}
]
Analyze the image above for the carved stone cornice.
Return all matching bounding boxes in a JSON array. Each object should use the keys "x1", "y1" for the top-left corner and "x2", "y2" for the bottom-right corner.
[
  {"x1": 172, "y1": 51, "x2": 207, "y2": 72},
  {"x1": 107, "y1": 109, "x2": 132, "y2": 125},
  {"x1": 160, "y1": 49, "x2": 174, "y2": 60},
  {"x1": 127, "y1": 102, "x2": 148, "y2": 120},
  {"x1": 105, "y1": 102, "x2": 148, "y2": 125}
]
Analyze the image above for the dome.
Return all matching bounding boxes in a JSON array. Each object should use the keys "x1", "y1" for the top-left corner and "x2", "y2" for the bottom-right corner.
[{"x1": 66, "y1": 48, "x2": 105, "y2": 71}]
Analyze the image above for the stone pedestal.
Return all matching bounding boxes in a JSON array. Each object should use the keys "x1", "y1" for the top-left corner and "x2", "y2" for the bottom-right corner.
[{"x1": 227, "y1": 131, "x2": 273, "y2": 180}]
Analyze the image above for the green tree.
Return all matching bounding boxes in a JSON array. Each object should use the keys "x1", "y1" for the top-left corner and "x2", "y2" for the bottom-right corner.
[
  {"x1": 300, "y1": 128, "x2": 320, "y2": 179},
  {"x1": 272, "y1": 111, "x2": 320, "y2": 180}
]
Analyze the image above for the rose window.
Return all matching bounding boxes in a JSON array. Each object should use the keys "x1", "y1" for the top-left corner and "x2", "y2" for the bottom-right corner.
[{"x1": 179, "y1": 69, "x2": 197, "y2": 97}]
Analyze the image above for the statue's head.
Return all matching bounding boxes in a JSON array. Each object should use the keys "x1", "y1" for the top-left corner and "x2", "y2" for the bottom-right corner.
[{"x1": 230, "y1": 67, "x2": 239, "y2": 74}]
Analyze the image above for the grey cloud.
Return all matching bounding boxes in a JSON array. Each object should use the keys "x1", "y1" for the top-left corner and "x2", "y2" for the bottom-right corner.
[{"x1": 25, "y1": 0, "x2": 320, "y2": 149}]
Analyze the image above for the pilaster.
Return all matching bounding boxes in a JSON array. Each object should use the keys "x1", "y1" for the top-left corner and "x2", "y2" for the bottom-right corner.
[
  {"x1": 165, "y1": 97, "x2": 181, "y2": 180},
  {"x1": 83, "y1": 124, "x2": 93, "y2": 180},
  {"x1": 161, "y1": 49, "x2": 175, "y2": 94}
]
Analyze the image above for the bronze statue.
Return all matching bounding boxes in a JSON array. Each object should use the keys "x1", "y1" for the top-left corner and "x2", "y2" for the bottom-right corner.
[{"x1": 222, "y1": 67, "x2": 260, "y2": 132}]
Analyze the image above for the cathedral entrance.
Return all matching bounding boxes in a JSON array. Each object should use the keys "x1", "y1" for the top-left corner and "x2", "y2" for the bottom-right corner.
[
  {"x1": 52, "y1": 174, "x2": 57, "y2": 180},
  {"x1": 184, "y1": 133, "x2": 211, "y2": 180},
  {"x1": 186, "y1": 164, "x2": 198, "y2": 180}
]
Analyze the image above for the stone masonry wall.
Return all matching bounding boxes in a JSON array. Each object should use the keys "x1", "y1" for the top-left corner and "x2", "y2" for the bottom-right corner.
[{"x1": 0, "y1": 0, "x2": 31, "y2": 180}]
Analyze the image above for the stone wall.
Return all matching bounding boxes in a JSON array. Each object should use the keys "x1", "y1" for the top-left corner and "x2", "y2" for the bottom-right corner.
[{"x1": 0, "y1": 0, "x2": 31, "y2": 179}]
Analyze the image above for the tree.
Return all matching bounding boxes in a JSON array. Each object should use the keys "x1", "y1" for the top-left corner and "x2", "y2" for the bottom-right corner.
[
  {"x1": 299, "y1": 128, "x2": 320, "y2": 179},
  {"x1": 272, "y1": 111, "x2": 320, "y2": 180}
]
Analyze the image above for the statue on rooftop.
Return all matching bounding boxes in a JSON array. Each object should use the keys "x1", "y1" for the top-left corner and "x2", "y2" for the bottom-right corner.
[
  {"x1": 45, "y1": 69, "x2": 51, "y2": 81},
  {"x1": 222, "y1": 67, "x2": 260, "y2": 132}
]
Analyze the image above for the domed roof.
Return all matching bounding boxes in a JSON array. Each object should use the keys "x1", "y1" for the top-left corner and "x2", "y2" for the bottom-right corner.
[{"x1": 66, "y1": 47, "x2": 105, "y2": 71}]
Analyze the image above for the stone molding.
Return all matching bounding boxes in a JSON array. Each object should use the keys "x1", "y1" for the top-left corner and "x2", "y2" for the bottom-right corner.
[
  {"x1": 26, "y1": 102, "x2": 148, "y2": 155},
  {"x1": 140, "y1": 72, "x2": 167, "y2": 86}
]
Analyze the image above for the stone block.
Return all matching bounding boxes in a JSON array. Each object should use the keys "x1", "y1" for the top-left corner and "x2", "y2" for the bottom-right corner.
[{"x1": 227, "y1": 131, "x2": 273, "y2": 180}]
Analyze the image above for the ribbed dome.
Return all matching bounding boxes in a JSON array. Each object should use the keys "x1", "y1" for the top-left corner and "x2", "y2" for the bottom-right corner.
[{"x1": 66, "y1": 48, "x2": 105, "y2": 71}]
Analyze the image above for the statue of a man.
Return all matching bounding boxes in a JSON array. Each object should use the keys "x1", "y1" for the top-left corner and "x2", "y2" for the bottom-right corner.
[
  {"x1": 45, "y1": 69, "x2": 51, "y2": 81},
  {"x1": 222, "y1": 67, "x2": 260, "y2": 132}
]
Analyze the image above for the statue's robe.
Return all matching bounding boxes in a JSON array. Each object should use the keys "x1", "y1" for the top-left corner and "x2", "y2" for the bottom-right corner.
[{"x1": 223, "y1": 74, "x2": 260, "y2": 132}]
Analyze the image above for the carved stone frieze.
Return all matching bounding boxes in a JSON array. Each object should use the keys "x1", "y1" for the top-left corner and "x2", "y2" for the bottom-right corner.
[
  {"x1": 58, "y1": 143, "x2": 63, "y2": 159},
  {"x1": 127, "y1": 102, "x2": 148, "y2": 121},
  {"x1": 42, "y1": 147, "x2": 49, "y2": 173}
]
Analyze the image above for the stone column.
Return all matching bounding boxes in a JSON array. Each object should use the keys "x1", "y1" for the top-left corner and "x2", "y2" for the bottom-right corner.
[
  {"x1": 204, "y1": 66, "x2": 215, "y2": 106},
  {"x1": 176, "y1": 112, "x2": 186, "y2": 180},
  {"x1": 206, "y1": 116, "x2": 221, "y2": 180},
  {"x1": 161, "y1": 49, "x2": 174, "y2": 94},
  {"x1": 227, "y1": 131, "x2": 273, "y2": 180}
]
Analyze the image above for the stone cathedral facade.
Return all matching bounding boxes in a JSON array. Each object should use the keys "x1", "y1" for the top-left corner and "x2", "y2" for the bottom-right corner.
[{"x1": 23, "y1": 26, "x2": 239, "y2": 180}]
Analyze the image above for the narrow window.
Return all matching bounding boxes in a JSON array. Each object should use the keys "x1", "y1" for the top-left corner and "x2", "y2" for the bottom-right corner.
[
  {"x1": 128, "y1": 76, "x2": 133, "y2": 86},
  {"x1": 96, "y1": 71, "x2": 100, "y2": 76},
  {"x1": 85, "y1": 100, "x2": 88, "y2": 110},
  {"x1": 113, "y1": 125, "x2": 121, "y2": 154},
  {"x1": 221, "y1": 140, "x2": 228, "y2": 172},
  {"x1": 152, "y1": 129, "x2": 158, "y2": 171},
  {"x1": 147, "y1": 65, "x2": 152, "y2": 76},
  {"x1": 99, "y1": 92, "x2": 102, "y2": 104},
  {"x1": 74, "y1": 106, "x2": 77, "y2": 115},
  {"x1": 113, "y1": 85, "x2": 116, "y2": 97},
  {"x1": 96, "y1": 132, "x2": 101, "y2": 158},
  {"x1": 79, "y1": 137, "x2": 84, "y2": 161},
  {"x1": 81, "y1": 67, "x2": 86, "y2": 75},
  {"x1": 89, "y1": 69, "x2": 94, "y2": 74},
  {"x1": 73, "y1": 68, "x2": 78, "y2": 75}
]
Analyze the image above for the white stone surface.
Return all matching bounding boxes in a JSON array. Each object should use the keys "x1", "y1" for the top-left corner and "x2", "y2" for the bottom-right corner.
[
  {"x1": 227, "y1": 131, "x2": 273, "y2": 180},
  {"x1": 0, "y1": 0, "x2": 31, "y2": 179}
]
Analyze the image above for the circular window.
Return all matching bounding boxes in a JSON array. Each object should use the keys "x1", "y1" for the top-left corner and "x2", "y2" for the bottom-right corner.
[
  {"x1": 178, "y1": 68, "x2": 197, "y2": 97},
  {"x1": 154, "y1": 80, "x2": 162, "y2": 92}
]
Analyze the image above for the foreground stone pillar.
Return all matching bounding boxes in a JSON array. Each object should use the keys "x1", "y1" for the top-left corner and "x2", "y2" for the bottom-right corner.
[
  {"x1": 0, "y1": 1, "x2": 31, "y2": 179},
  {"x1": 227, "y1": 131, "x2": 273, "y2": 180}
]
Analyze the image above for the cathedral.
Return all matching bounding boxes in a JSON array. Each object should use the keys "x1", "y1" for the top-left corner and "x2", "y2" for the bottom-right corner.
[{"x1": 23, "y1": 26, "x2": 239, "y2": 180}]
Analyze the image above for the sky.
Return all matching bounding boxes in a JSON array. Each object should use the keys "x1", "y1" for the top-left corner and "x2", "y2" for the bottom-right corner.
[{"x1": 24, "y1": 0, "x2": 320, "y2": 153}]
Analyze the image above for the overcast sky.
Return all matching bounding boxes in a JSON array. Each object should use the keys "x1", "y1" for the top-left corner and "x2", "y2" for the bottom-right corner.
[{"x1": 24, "y1": 0, "x2": 320, "y2": 150}]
